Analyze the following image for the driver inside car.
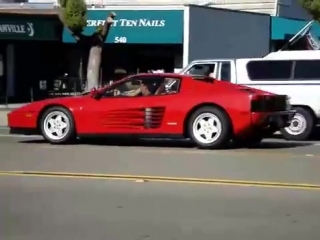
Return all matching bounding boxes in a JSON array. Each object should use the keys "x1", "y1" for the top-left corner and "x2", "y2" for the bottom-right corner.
[{"x1": 123, "y1": 80, "x2": 153, "y2": 97}]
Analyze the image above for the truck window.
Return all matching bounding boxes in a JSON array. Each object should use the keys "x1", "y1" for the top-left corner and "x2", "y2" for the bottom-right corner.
[
  {"x1": 294, "y1": 60, "x2": 320, "y2": 80},
  {"x1": 186, "y1": 64, "x2": 216, "y2": 76},
  {"x1": 247, "y1": 60, "x2": 292, "y2": 81},
  {"x1": 220, "y1": 62, "x2": 231, "y2": 82}
]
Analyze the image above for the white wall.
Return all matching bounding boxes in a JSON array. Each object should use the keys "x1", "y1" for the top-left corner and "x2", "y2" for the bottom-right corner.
[
  {"x1": 205, "y1": 0, "x2": 276, "y2": 15},
  {"x1": 25, "y1": 0, "x2": 276, "y2": 15}
]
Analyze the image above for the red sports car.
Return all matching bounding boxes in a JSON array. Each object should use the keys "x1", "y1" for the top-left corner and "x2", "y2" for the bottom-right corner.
[{"x1": 8, "y1": 73, "x2": 295, "y2": 149}]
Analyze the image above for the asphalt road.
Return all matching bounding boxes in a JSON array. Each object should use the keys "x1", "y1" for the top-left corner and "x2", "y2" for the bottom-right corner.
[
  {"x1": 0, "y1": 134, "x2": 320, "y2": 183},
  {"x1": 1, "y1": 133, "x2": 320, "y2": 240},
  {"x1": 2, "y1": 176, "x2": 320, "y2": 240}
]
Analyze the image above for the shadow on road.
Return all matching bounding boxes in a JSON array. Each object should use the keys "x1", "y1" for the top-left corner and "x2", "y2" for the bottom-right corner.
[
  {"x1": 19, "y1": 138, "x2": 313, "y2": 150},
  {"x1": 250, "y1": 141, "x2": 313, "y2": 149},
  {"x1": 273, "y1": 127, "x2": 320, "y2": 141},
  {"x1": 272, "y1": 134, "x2": 320, "y2": 141}
]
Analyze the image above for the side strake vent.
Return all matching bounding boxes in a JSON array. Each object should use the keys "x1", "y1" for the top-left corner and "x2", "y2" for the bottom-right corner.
[
  {"x1": 103, "y1": 108, "x2": 145, "y2": 129},
  {"x1": 144, "y1": 107, "x2": 165, "y2": 129}
]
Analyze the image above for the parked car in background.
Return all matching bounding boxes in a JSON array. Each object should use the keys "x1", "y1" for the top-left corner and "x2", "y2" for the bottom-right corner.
[
  {"x1": 8, "y1": 73, "x2": 294, "y2": 149},
  {"x1": 181, "y1": 50, "x2": 320, "y2": 141}
]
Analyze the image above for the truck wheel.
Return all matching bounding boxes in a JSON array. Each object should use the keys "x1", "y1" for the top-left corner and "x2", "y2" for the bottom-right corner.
[
  {"x1": 188, "y1": 106, "x2": 231, "y2": 149},
  {"x1": 40, "y1": 106, "x2": 76, "y2": 144},
  {"x1": 280, "y1": 107, "x2": 314, "y2": 141}
]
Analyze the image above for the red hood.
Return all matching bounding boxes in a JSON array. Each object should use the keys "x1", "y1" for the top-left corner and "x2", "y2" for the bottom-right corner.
[{"x1": 12, "y1": 95, "x2": 90, "y2": 113}]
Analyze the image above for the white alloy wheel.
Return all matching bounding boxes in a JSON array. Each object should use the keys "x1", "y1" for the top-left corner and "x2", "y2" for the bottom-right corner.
[
  {"x1": 43, "y1": 111, "x2": 70, "y2": 141},
  {"x1": 284, "y1": 113, "x2": 307, "y2": 136},
  {"x1": 192, "y1": 112, "x2": 222, "y2": 144}
]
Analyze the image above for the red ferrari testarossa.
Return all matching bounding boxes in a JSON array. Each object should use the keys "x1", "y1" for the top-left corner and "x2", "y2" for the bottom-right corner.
[{"x1": 8, "y1": 73, "x2": 295, "y2": 149}]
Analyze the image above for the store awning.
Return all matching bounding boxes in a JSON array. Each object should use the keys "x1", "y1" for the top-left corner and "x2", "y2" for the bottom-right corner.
[{"x1": 271, "y1": 16, "x2": 320, "y2": 40}]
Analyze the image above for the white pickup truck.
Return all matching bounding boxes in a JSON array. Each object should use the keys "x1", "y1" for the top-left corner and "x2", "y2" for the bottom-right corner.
[{"x1": 180, "y1": 51, "x2": 320, "y2": 141}]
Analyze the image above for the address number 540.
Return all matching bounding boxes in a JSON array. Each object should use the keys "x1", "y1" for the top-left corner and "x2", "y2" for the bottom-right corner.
[{"x1": 114, "y1": 37, "x2": 127, "y2": 43}]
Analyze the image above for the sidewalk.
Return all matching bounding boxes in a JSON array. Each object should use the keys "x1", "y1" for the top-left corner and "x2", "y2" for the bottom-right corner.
[
  {"x1": 0, "y1": 110, "x2": 10, "y2": 127},
  {"x1": 0, "y1": 103, "x2": 27, "y2": 109},
  {"x1": 0, "y1": 103, "x2": 27, "y2": 126}
]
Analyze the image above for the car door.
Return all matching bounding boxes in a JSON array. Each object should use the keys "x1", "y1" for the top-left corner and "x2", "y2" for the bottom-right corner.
[
  {"x1": 90, "y1": 78, "x2": 148, "y2": 134},
  {"x1": 85, "y1": 75, "x2": 182, "y2": 135},
  {"x1": 185, "y1": 62, "x2": 218, "y2": 78},
  {"x1": 95, "y1": 97, "x2": 145, "y2": 134}
]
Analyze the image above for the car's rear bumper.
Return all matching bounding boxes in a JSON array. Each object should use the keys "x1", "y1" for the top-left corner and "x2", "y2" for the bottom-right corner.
[
  {"x1": 263, "y1": 110, "x2": 296, "y2": 128},
  {"x1": 251, "y1": 110, "x2": 296, "y2": 130}
]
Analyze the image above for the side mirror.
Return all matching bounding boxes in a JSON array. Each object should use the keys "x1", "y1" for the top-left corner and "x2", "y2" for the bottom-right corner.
[
  {"x1": 89, "y1": 88, "x2": 101, "y2": 100},
  {"x1": 92, "y1": 92, "x2": 102, "y2": 100}
]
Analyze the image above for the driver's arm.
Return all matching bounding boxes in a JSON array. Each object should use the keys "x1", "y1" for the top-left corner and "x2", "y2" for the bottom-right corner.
[{"x1": 124, "y1": 88, "x2": 141, "y2": 96}]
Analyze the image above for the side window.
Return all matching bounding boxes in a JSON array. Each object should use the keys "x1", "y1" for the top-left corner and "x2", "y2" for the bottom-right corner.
[
  {"x1": 247, "y1": 60, "x2": 293, "y2": 81},
  {"x1": 219, "y1": 62, "x2": 231, "y2": 82},
  {"x1": 102, "y1": 76, "x2": 181, "y2": 97},
  {"x1": 103, "y1": 77, "x2": 140, "y2": 97},
  {"x1": 294, "y1": 60, "x2": 320, "y2": 80},
  {"x1": 186, "y1": 64, "x2": 216, "y2": 76}
]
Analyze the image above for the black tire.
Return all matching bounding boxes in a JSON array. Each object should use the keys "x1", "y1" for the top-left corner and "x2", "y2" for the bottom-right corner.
[
  {"x1": 188, "y1": 106, "x2": 232, "y2": 149},
  {"x1": 280, "y1": 107, "x2": 314, "y2": 141},
  {"x1": 40, "y1": 106, "x2": 76, "y2": 144}
]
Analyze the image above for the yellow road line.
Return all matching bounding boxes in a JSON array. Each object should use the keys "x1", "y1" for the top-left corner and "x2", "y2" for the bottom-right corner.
[{"x1": 0, "y1": 171, "x2": 320, "y2": 191}]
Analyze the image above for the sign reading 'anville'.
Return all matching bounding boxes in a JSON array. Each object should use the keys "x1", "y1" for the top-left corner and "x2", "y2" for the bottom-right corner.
[
  {"x1": 87, "y1": 18, "x2": 166, "y2": 27},
  {"x1": 0, "y1": 23, "x2": 35, "y2": 37}
]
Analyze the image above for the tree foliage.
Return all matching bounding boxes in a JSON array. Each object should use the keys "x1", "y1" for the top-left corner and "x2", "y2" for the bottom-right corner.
[
  {"x1": 300, "y1": 0, "x2": 320, "y2": 21},
  {"x1": 56, "y1": 0, "x2": 116, "y2": 90},
  {"x1": 59, "y1": 0, "x2": 87, "y2": 33}
]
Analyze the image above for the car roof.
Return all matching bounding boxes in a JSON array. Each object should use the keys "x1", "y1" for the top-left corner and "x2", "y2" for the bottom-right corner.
[
  {"x1": 113, "y1": 73, "x2": 186, "y2": 85},
  {"x1": 98, "y1": 73, "x2": 186, "y2": 93},
  {"x1": 132, "y1": 73, "x2": 184, "y2": 79}
]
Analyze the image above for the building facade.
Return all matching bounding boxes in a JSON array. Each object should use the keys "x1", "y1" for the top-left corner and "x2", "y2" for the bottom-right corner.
[
  {"x1": 0, "y1": 11, "x2": 63, "y2": 103},
  {"x1": 187, "y1": 6, "x2": 271, "y2": 61},
  {"x1": 60, "y1": 4, "x2": 320, "y2": 83},
  {"x1": 34, "y1": 0, "x2": 310, "y2": 20},
  {"x1": 61, "y1": 5, "x2": 273, "y2": 82},
  {"x1": 63, "y1": 6, "x2": 185, "y2": 83},
  {"x1": 0, "y1": 0, "x2": 318, "y2": 103}
]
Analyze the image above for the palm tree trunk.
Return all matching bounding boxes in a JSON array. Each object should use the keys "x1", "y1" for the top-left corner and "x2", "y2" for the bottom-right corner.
[{"x1": 86, "y1": 45, "x2": 102, "y2": 90}]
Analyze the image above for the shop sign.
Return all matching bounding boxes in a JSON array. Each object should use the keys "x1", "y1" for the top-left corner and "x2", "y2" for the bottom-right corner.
[
  {"x1": 63, "y1": 10, "x2": 183, "y2": 44},
  {"x1": 0, "y1": 16, "x2": 60, "y2": 40},
  {"x1": 0, "y1": 22, "x2": 35, "y2": 37}
]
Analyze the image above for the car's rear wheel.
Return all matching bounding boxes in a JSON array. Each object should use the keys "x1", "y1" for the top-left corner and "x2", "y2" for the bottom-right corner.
[
  {"x1": 188, "y1": 106, "x2": 231, "y2": 149},
  {"x1": 40, "y1": 106, "x2": 76, "y2": 144},
  {"x1": 280, "y1": 107, "x2": 314, "y2": 141}
]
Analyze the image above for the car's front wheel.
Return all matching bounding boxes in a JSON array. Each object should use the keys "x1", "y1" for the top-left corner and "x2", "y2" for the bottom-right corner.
[
  {"x1": 188, "y1": 106, "x2": 231, "y2": 149},
  {"x1": 40, "y1": 106, "x2": 76, "y2": 144}
]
